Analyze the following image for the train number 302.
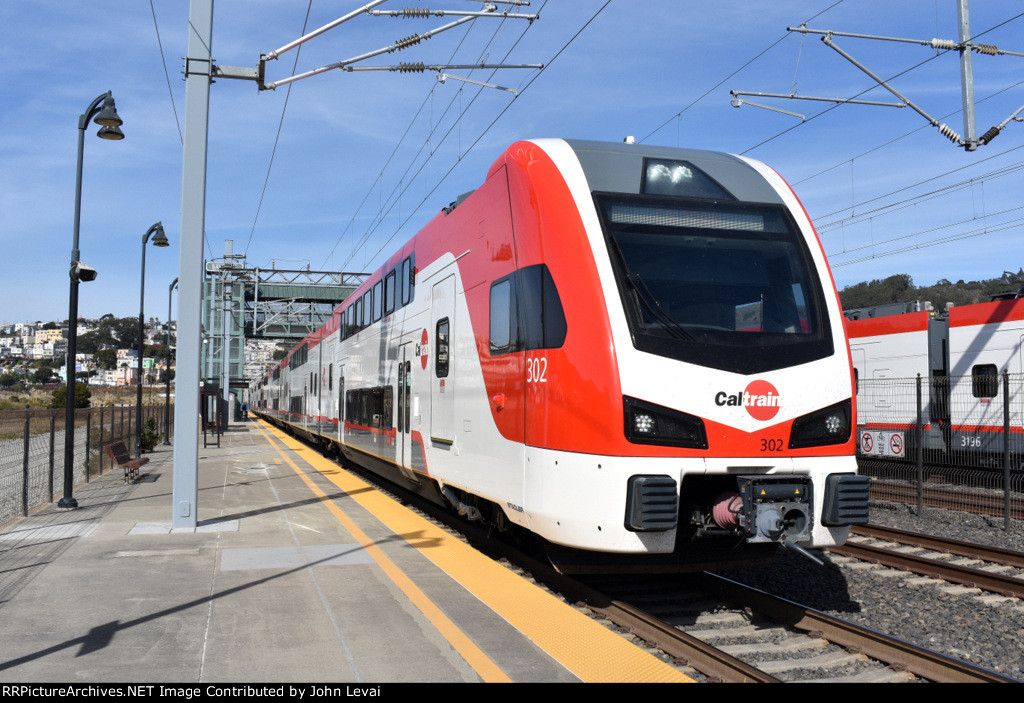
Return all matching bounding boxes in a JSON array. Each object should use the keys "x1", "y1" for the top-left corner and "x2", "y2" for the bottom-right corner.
[
  {"x1": 527, "y1": 357, "x2": 548, "y2": 383},
  {"x1": 760, "y1": 438, "x2": 784, "y2": 452}
]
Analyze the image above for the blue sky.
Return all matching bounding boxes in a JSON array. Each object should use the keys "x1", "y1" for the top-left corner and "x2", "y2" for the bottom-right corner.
[{"x1": 2, "y1": 1, "x2": 1023, "y2": 324}]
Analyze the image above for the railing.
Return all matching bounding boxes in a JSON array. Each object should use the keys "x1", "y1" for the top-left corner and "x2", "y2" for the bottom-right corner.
[
  {"x1": 856, "y1": 372, "x2": 1023, "y2": 529},
  {"x1": 0, "y1": 404, "x2": 174, "y2": 527}
]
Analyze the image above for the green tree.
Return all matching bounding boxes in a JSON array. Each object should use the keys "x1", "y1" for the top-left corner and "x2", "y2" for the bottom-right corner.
[
  {"x1": 139, "y1": 416, "x2": 160, "y2": 453},
  {"x1": 50, "y1": 383, "x2": 91, "y2": 409},
  {"x1": 94, "y1": 348, "x2": 117, "y2": 370},
  {"x1": 31, "y1": 367, "x2": 54, "y2": 384}
]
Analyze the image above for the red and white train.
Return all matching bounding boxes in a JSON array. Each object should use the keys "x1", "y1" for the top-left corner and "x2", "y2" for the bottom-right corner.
[
  {"x1": 847, "y1": 296, "x2": 1024, "y2": 460},
  {"x1": 252, "y1": 139, "x2": 866, "y2": 571}
]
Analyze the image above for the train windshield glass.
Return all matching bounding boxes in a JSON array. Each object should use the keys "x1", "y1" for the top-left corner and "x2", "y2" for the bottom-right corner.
[{"x1": 597, "y1": 194, "x2": 833, "y2": 374}]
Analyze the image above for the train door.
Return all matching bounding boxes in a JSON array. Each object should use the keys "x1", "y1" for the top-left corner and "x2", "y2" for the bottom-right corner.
[
  {"x1": 338, "y1": 365, "x2": 345, "y2": 444},
  {"x1": 431, "y1": 275, "x2": 456, "y2": 444},
  {"x1": 1016, "y1": 335, "x2": 1024, "y2": 427},
  {"x1": 316, "y1": 335, "x2": 323, "y2": 431},
  {"x1": 397, "y1": 344, "x2": 417, "y2": 482}
]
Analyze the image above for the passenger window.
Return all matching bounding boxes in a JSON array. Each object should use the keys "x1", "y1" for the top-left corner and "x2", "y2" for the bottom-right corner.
[
  {"x1": 402, "y1": 256, "x2": 415, "y2": 306},
  {"x1": 373, "y1": 281, "x2": 383, "y2": 322},
  {"x1": 436, "y1": 318, "x2": 450, "y2": 378},
  {"x1": 972, "y1": 364, "x2": 998, "y2": 398},
  {"x1": 385, "y1": 271, "x2": 396, "y2": 314},
  {"x1": 489, "y1": 278, "x2": 516, "y2": 355}
]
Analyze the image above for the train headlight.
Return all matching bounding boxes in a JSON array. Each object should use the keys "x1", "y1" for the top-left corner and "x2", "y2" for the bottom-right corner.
[
  {"x1": 624, "y1": 396, "x2": 708, "y2": 449},
  {"x1": 641, "y1": 158, "x2": 734, "y2": 199},
  {"x1": 788, "y1": 399, "x2": 852, "y2": 449},
  {"x1": 633, "y1": 413, "x2": 656, "y2": 435}
]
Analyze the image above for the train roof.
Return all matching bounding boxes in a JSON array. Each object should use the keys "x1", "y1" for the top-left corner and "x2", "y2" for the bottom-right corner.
[{"x1": 560, "y1": 139, "x2": 785, "y2": 205}]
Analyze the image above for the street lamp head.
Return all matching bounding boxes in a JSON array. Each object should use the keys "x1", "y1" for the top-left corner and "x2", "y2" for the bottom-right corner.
[
  {"x1": 146, "y1": 222, "x2": 169, "y2": 247},
  {"x1": 93, "y1": 94, "x2": 123, "y2": 127},
  {"x1": 96, "y1": 124, "x2": 125, "y2": 140},
  {"x1": 153, "y1": 226, "x2": 170, "y2": 248}
]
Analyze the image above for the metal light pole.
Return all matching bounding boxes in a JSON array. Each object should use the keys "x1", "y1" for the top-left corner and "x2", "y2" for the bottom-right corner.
[
  {"x1": 137, "y1": 223, "x2": 170, "y2": 457},
  {"x1": 60, "y1": 91, "x2": 124, "y2": 510},
  {"x1": 164, "y1": 277, "x2": 178, "y2": 445}
]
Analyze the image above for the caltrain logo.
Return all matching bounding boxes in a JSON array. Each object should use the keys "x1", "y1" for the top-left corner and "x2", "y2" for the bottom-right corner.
[{"x1": 714, "y1": 380, "x2": 782, "y2": 421}]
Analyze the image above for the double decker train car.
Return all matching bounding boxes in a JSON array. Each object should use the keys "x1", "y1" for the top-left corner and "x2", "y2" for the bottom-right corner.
[
  {"x1": 253, "y1": 138, "x2": 866, "y2": 572},
  {"x1": 847, "y1": 296, "x2": 1024, "y2": 461}
]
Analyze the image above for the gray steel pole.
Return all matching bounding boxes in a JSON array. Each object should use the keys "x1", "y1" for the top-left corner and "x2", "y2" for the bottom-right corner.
[
  {"x1": 916, "y1": 374, "x2": 924, "y2": 516},
  {"x1": 137, "y1": 234, "x2": 148, "y2": 455},
  {"x1": 222, "y1": 269, "x2": 231, "y2": 430},
  {"x1": 957, "y1": 0, "x2": 978, "y2": 151},
  {"x1": 138, "y1": 223, "x2": 168, "y2": 455},
  {"x1": 172, "y1": 0, "x2": 214, "y2": 528},
  {"x1": 165, "y1": 277, "x2": 177, "y2": 444},
  {"x1": 61, "y1": 91, "x2": 120, "y2": 510},
  {"x1": 1003, "y1": 371, "x2": 1010, "y2": 531}
]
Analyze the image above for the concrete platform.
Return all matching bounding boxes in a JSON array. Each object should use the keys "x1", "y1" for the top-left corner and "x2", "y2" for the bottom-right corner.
[{"x1": 0, "y1": 420, "x2": 693, "y2": 684}]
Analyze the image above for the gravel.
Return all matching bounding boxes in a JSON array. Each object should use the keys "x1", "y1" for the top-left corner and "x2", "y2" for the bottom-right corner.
[{"x1": 714, "y1": 501, "x2": 1024, "y2": 681}]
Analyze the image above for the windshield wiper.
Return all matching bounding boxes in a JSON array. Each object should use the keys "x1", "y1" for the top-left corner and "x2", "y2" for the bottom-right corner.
[{"x1": 625, "y1": 272, "x2": 696, "y2": 342}]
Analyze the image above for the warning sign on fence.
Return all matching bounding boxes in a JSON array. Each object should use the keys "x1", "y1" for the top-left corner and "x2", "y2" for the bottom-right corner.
[{"x1": 859, "y1": 429, "x2": 904, "y2": 457}]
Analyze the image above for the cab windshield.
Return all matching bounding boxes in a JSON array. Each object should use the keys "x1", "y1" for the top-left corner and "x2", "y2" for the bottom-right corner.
[{"x1": 597, "y1": 194, "x2": 834, "y2": 374}]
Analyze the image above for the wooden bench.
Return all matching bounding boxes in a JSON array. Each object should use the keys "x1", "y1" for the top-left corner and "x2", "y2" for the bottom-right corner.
[{"x1": 103, "y1": 440, "x2": 149, "y2": 484}]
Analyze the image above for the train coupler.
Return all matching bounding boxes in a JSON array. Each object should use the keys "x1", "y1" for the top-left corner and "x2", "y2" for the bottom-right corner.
[{"x1": 712, "y1": 475, "x2": 814, "y2": 551}]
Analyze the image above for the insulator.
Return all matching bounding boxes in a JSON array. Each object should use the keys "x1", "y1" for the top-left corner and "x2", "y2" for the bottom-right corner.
[
  {"x1": 979, "y1": 126, "x2": 1000, "y2": 145},
  {"x1": 974, "y1": 43, "x2": 998, "y2": 56},
  {"x1": 402, "y1": 7, "x2": 430, "y2": 17},
  {"x1": 394, "y1": 62, "x2": 426, "y2": 73},
  {"x1": 929, "y1": 38, "x2": 957, "y2": 50},
  {"x1": 936, "y1": 123, "x2": 963, "y2": 145},
  {"x1": 390, "y1": 34, "x2": 423, "y2": 52}
]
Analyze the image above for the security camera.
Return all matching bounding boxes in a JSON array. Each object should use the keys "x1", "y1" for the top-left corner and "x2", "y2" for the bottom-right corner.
[{"x1": 72, "y1": 262, "x2": 98, "y2": 282}]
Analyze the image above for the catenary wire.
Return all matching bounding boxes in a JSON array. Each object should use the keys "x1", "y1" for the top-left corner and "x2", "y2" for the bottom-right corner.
[
  {"x1": 324, "y1": 1, "x2": 557, "y2": 271},
  {"x1": 638, "y1": 0, "x2": 846, "y2": 145},
  {"x1": 243, "y1": 0, "x2": 315, "y2": 259},
  {"x1": 356, "y1": 0, "x2": 612, "y2": 268},
  {"x1": 740, "y1": 10, "x2": 1024, "y2": 155},
  {"x1": 316, "y1": 9, "x2": 503, "y2": 270}
]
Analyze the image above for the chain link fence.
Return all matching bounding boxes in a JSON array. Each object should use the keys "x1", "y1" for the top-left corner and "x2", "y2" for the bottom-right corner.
[
  {"x1": 856, "y1": 372, "x2": 1023, "y2": 528},
  {"x1": 0, "y1": 405, "x2": 174, "y2": 527}
]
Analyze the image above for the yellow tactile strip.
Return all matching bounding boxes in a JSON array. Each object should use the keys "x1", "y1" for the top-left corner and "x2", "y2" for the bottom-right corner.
[{"x1": 256, "y1": 420, "x2": 693, "y2": 683}]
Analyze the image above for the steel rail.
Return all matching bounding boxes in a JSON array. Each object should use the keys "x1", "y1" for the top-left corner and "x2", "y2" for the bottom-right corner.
[
  {"x1": 700, "y1": 573, "x2": 1017, "y2": 683},
  {"x1": 853, "y1": 524, "x2": 1024, "y2": 569},
  {"x1": 829, "y1": 540, "x2": 1024, "y2": 599},
  {"x1": 869, "y1": 479, "x2": 1024, "y2": 520},
  {"x1": 540, "y1": 574, "x2": 782, "y2": 684}
]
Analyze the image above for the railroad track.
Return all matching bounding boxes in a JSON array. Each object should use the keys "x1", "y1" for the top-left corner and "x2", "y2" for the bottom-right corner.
[
  {"x1": 868, "y1": 478, "x2": 1024, "y2": 520},
  {"x1": 327, "y1": 463, "x2": 1014, "y2": 681},
  {"x1": 268, "y1": 422, "x2": 1017, "y2": 682},
  {"x1": 829, "y1": 524, "x2": 1024, "y2": 599},
  {"x1": 573, "y1": 571, "x2": 1018, "y2": 683}
]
